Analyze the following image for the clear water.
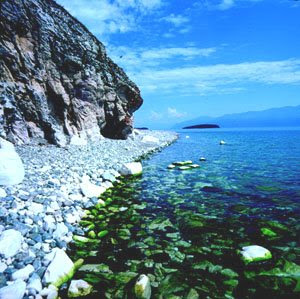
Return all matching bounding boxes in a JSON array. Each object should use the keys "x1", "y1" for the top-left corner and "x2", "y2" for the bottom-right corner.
[
  {"x1": 142, "y1": 127, "x2": 300, "y2": 222},
  {"x1": 71, "y1": 128, "x2": 300, "y2": 298}
]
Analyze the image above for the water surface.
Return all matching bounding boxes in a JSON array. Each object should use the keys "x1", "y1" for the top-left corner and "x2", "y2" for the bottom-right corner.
[{"x1": 71, "y1": 128, "x2": 300, "y2": 298}]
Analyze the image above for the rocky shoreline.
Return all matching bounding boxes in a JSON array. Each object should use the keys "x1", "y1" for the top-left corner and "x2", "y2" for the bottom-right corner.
[{"x1": 0, "y1": 130, "x2": 177, "y2": 298}]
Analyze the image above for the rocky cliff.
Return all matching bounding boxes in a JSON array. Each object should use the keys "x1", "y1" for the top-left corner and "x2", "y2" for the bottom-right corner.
[{"x1": 0, "y1": 0, "x2": 143, "y2": 146}]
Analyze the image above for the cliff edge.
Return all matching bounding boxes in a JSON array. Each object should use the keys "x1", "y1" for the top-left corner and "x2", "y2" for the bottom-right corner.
[{"x1": 0, "y1": 0, "x2": 143, "y2": 146}]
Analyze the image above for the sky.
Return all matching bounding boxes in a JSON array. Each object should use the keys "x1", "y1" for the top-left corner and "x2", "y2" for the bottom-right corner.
[{"x1": 56, "y1": 0, "x2": 300, "y2": 129}]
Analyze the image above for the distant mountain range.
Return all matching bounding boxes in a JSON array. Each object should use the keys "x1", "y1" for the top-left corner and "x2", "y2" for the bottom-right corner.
[{"x1": 173, "y1": 105, "x2": 300, "y2": 129}]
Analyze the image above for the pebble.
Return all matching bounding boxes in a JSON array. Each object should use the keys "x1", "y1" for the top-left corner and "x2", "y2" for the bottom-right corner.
[{"x1": 0, "y1": 188, "x2": 7, "y2": 198}]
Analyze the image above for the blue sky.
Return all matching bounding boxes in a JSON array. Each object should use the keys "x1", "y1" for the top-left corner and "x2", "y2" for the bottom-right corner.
[{"x1": 56, "y1": 0, "x2": 300, "y2": 129}]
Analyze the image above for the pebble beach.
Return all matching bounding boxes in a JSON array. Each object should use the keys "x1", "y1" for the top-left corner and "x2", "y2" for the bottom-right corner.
[{"x1": 0, "y1": 130, "x2": 177, "y2": 298}]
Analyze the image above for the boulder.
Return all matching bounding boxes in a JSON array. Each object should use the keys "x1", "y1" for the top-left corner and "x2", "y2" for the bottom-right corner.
[
  {"x1": 0, "y1": 138, "x2": 25, "y2": 185},
  {"x1": 119, "y1": 162, "x2": 142, "y2": 176},
  {"x1": 134, "y1": 274, "x2": 151, "y2": 299},
  {"x1": 80, "y1": 176, "x2": 106, "y2": 198},
  {"x1": 0, "y1": 229, "x2": 23, "y2": 258},
  {"x1": 240, "y1": 245, "x2": 272, "y2": 264},
  {"x1": 0, "y1": 279, "x2": 26, "y2": 299},
  {"x1": 43, "y1": 249, "x2": 74, "y2": 286},
  {"x1": 12, "y1": 264, "x2": 34, "y2": 280},
  {"x1": 68, "y1": 279, "x2": 93, "y2": 298}
]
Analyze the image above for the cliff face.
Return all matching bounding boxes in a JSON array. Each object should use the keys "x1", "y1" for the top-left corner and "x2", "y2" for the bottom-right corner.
[{"x1": 0, "y1": 0, "x2": 143, "y2": 146}]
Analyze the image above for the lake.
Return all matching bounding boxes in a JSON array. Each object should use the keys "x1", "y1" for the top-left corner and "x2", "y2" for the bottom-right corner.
[{"x1": 70, "y1": 127, "x2": 300, "y2": 298}]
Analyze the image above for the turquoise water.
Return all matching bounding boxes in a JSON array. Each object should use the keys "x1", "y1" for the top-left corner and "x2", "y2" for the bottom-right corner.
[{"x1": 71, "y1": 128, "x2": 300, "y2": 298}]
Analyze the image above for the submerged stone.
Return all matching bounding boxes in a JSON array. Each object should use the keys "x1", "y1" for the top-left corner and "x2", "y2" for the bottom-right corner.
[
  {"x1": 244, "y1": 259, "x2": 300, "y2": 294},
  {"x1": 260, "y1": 227, "x2": 278, "y2": 238},
  {"x1": 167, "y1": 164, "x2": 176, "y2": 169},
  {"x1": 68, "y1": 279, "x2": 93, "y2": 298},
  {"x1": 240, "y1": 245, "x2": 272, "y2": 264},
  {"x1": 179, "y1": 166, "x2": 191, "y2": 170},
  {"x1": 173, "y1": 160, "x2": 193, "y2": 166},
  {"x1": 134, "y1": 274, "x2": 151, "y2": 299},
  {"x1": 185, "y1": 288, "x2": 199, "y2": 299},
  {"x1": 189, "y1": 164, "x2": 200, "y2": 168},
  {"x1": 79, "y1": 264, "x2": 112, "y2": 274}
]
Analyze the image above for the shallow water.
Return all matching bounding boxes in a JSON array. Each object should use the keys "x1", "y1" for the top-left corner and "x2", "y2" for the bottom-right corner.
[{"x1": 70, "y1": 128, "x2": 300, "y2": 298}]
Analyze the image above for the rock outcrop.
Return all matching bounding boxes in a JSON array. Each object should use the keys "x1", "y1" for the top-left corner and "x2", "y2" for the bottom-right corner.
[{"x1": 0, "y1": 0, "x2": 143, "y2": 146}]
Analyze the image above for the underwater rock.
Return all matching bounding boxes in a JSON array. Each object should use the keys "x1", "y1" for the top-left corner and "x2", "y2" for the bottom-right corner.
[
  {"x1": 179, "y1": 166, "x2": 191, "y2": 170},
  {"x1": 185, "y1": 288, "x2": 199, "y2": 299},
  {"x1": 189, "y1": 164, "x2": 200, "y2": 168},
  {"x1": 260, "y1": 227, "x2": 278, "y2": 239},
  {"x1": 240, "y1": 245, "x2": 272, "y2": 264},
  {"x1": 134, "y1": 274, "x2": 151, "y2": 299},
  {"x1": 173, "y1": 161, "x2": 193, "y2": 166},
  {"x1": 167, "y1": 164, "x2": 176, "y2": 169},
  {"x1": 79, "y1": 264, "x2": 112, "y2": 274},
  {"x1": 68, "y1": 279, "x2": 93, "y2": 298},
  {"x1": 244, "y1": 259, "x2": 300, "y2": 294},
  {"x1": 120, "y1": 162, "x2": 142, "y2": 176}
]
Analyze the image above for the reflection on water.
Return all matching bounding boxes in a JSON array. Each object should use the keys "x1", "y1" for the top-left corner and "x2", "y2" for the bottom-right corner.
[{"x1": 70, "y1": 128, "x2": 300, "y2": 298}]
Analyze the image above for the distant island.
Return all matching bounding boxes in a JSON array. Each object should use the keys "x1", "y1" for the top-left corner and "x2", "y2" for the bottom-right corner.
[
  {"x1": 135, "y1": 127, "x2": 149, "y2": 130},
  {"x1": 183, "y1": 124, "x2": 220, "y2": 129}
]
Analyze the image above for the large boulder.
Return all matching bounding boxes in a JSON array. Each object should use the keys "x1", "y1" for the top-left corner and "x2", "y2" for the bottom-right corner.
[
  {"x1": 120, "y1": 162, "x2": 142, "y2": 176},
  {"x1": 43, "y1": 249, "x2": 74, "y2": 286},
  {"x1": 0, "y1": 0, "x2": 143, "y2": 145},
  {"x1": 0, "y1": 279, "x2": 26, "y2": 299},
  {"x1": 134, "y1": 274, "x2": 151, "y2": 299},
  {"x1": 80, "y1": 175, "x2": 106, "y2": 198},
  {"x1": 0, "y1": 229, "x2": 23, "y2": 258},
  {"x1": 240, "y1": 245, "x2": 272, "y2": 264},
  {"x1": 0, "y1": 138, "x2": 25, "y2": 185}
]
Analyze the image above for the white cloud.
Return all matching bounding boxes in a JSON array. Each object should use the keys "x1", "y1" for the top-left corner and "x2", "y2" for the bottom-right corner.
[
  {"x1": 218, "y1": 0, "x2": 235, "y2": 10},
  {"x1": 108, "y1": 45, "x2": 217, "y2": 70},
  {"x1": 167, "y1": 107, "x2": 187, "y2": 118},
  {"x1": 140, "y1": 47, "x2": 216, "y2": 60},
  {"x1": 195, "y1": 0, "x2": 263, "y2": 11},
  {"x1": 56, "y1": 0, "x2": 163, "y2": 35},
  {"x1": 130, "y1": 59, "x2": 300, "y2": 96},
  {"x1": 149, "y1": 110, "x2": 163, "y2": 120},
  {"x1": 161, "y1": 14, "x2": 189, "y2": 27}
]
